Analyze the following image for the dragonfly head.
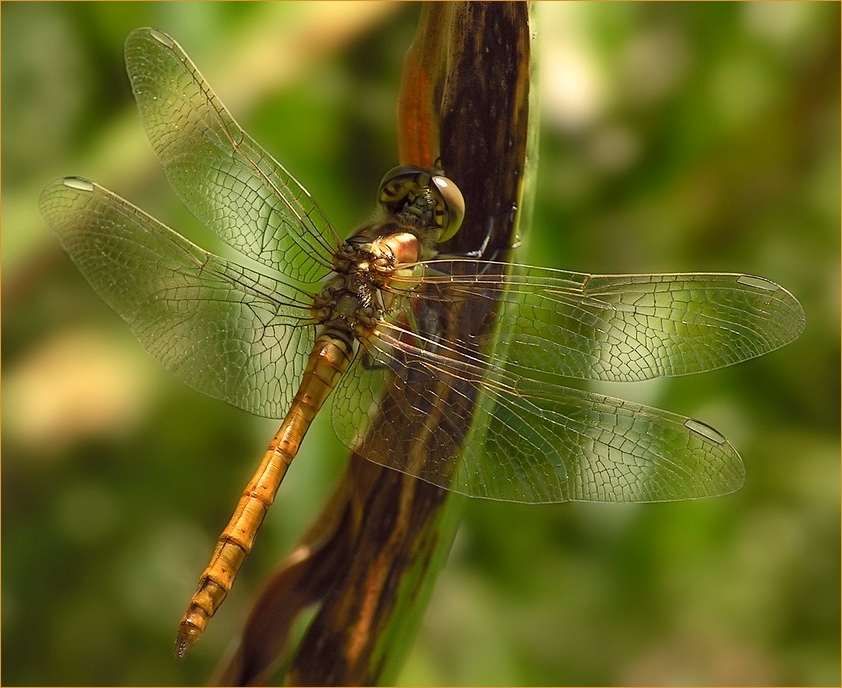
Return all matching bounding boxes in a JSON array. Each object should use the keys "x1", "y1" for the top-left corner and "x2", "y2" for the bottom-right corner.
[{"x1": 377, "y1": 166, "x2": 465, "y2": 245}]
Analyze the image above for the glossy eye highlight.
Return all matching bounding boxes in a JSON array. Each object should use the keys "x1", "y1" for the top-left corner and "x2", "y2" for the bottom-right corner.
[{"x1": 433, "y1": 174, "x2": 465, "y2": 242}]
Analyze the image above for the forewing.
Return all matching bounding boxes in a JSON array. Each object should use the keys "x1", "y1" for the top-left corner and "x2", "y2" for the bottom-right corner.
[
  {"x1": 124, "y1": 27, "x2": 339, "y2": 284},
  {"x1": 331, "y1": 323, "x2": 744, "y2": 503},
  {"x1": 40, "y1": 177, "x2": 315, "y2": 418},
  {"x1": 407, "y1": 261, "x2": 806, "y2": 382}
]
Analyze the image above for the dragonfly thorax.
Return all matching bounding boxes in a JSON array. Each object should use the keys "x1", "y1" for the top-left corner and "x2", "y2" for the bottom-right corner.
[
  {"x1": 312, "y1": 167, "x2": 466, "y2": 351},
  {"x1": 313, "y1": 252, "x2": 389, "y2": 345}
]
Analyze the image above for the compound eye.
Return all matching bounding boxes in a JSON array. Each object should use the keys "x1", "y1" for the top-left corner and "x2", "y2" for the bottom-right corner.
[
  {"x1": 433, "y1": 175, "x2": 465, "y2": 242},
  {"x1": 377, "y1": 166, "x2": 430, "y2": 213}
]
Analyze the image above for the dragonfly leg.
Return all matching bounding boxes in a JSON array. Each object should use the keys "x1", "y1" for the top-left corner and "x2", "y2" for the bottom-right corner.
[{"x1": 448, "y1": 204, "x2": 517, "y2": 261}]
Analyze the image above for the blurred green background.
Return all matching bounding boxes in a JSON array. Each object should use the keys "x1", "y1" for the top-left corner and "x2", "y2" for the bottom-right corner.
[{"x1": 3, "y1": 2, "x2": 838, "y2": 685}]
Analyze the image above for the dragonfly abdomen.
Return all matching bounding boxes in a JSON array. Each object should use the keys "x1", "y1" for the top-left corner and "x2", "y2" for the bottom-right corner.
[{"x1": 175, "y1": 329, "x2": 356, "y2": 657}]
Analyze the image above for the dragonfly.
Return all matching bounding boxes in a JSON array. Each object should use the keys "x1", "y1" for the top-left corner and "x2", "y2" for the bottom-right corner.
[{"x1": 40, "y1": 28, "x2": 805, "y2": 657}]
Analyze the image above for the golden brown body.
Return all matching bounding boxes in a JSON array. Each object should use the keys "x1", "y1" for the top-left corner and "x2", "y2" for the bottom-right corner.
[
  {"x1": 174, "y1": 227, "x2": 428, "y2": 656},
  {"x1": 175, "y1": 331, "x2": 356, "y2": 655}
]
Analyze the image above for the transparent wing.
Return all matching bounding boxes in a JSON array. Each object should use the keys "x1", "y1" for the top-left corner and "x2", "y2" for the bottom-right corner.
[
  {"x1": 332, "y1": 321, "x2": 744, "y2": 504},
  {"x1": 39, "y1": 177, "x2": 316, "y2": 418},
  {"x1": 331, "y1": 255, "x2": 804, "y2": 502},
  {"x1": 124, "y1": 27, "x2": 340, "y2": 284},
  {"x1": 399, "y1": 260, "x2": 806, "y2": 382}
]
